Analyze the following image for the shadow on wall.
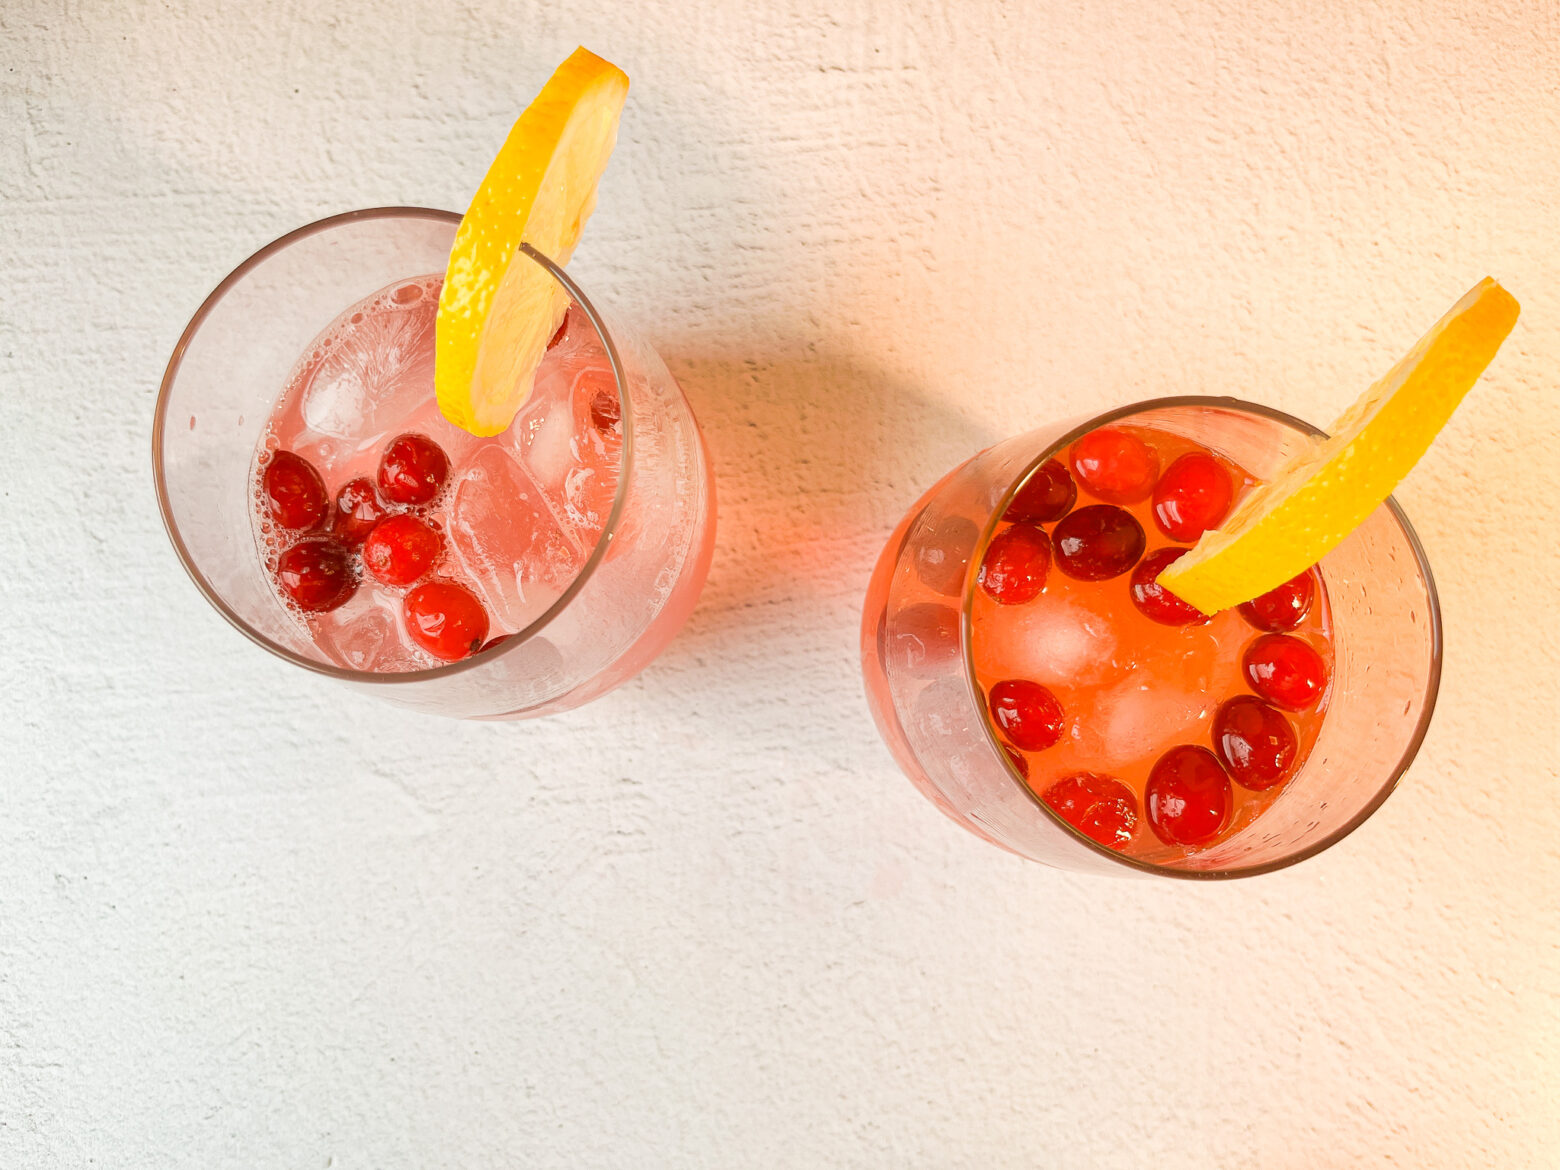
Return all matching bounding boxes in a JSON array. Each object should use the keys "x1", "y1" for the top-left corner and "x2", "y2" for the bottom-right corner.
[{"x1": 629, "y1": 338, "x2": 994, "y2": 741}]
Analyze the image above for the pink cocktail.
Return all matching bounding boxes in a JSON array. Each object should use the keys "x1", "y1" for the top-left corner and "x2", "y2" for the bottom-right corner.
[
  {"x1": 156, "y1": 208, "x2": 715, "y2": 719},
  {"x1": 252, "y1": 273, "x2": 625, "y2": 670}
]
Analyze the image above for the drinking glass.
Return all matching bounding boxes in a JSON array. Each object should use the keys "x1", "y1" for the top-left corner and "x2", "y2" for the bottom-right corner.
[
  {"x1": 155, "y1": 208, "x2": 716, "y2": 719},
  {"x1": 860, "y1": 398, "x2": 1440, "y2": 878}
]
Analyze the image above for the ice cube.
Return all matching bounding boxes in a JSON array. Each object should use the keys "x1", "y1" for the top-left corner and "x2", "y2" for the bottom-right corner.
[
  {"x1": 564, "y1": 465, "x2": 607, "y2": 529},
  {"x1": 505, "y1": 355, "x2": 621, "y2": 542},
  {"x1": 524, "y1": 399, "x2": 575, "y2": 492},
  {"x1": 447, "y1": 446, "x2": 587, "y2": 630},
  {"x1": 312, "y1": 588, "x2": 427, "y2": 672},
  {"x1": 301, "y1": 287, "x2": 436, "y2": 444},
  {"x1": 914, "y1": 515, "x2": 979, "y2": 596},
  {"x1": 1073, "y1": 677, "x2": 1217, "y2": 771},
  {"x1": 979, "y1": 594, "x2": 1123, "y2": 690},
  {"x1": 563, "y1": 363, "x2": 622, "y2": 531}
]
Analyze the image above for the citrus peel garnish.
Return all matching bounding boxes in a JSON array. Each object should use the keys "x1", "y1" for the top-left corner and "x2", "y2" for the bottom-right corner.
[
  {"x1": 435, "y1": 47, "x2": 628, "y2": 436},
  {"x1": 1159, "y1": 278, "x2": 1520, "y2": 614}
]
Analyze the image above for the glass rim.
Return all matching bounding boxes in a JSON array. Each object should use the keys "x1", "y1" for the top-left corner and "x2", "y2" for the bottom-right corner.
[
  {"x1": 960, "y1": 395, "x2": 1443, "y2": 880},
  {"x1": 152, "y1": 205, "x2": 636, "y2": 685}
]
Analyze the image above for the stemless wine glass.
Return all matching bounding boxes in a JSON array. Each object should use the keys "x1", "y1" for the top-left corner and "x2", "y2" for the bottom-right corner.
[
  {"x1": 155, "y1": 208, "x2": 715, "y2": 719},
  {"x1": 861, "y1": 397, "x2": 1440, "y2": 878}
]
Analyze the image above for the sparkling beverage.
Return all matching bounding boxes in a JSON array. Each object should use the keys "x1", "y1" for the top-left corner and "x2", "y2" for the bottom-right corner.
[{"x1": 252, "y1": 273, "x2": 623, "y2": 669}]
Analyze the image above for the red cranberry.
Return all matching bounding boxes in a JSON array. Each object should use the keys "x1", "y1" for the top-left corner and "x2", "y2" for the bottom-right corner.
[
  {"x1": 1052, "y1": 505, "x2": 1145, "y2": 580},
  {"x1": 261, "y1": 450, "x2": 328, "y2": 532},
  {"x1": 377, "y1": 433, "x2": 450, "y2": 506},
  {"x1": 1004, "y1": 459, "x2": 1076, "y2": 524},
  {"x1": 362, "y1": 514, "x2": 443, "y2": 587},
  {"x1": 1069, "y1": 427, "x2": 1159, "y2": 503},
  {"x1": 915, "y1": 515, "x2": 978, "y2": 596},
  {"x1": 1213, "y1": 696, "x2": 1298, "y2": 791},
  {"x1": 1003, "y1": 745, "x2": 1030, "y2": 781},
  {"x1": 1152, "y1": 452, "x2": 1233, "y2": 542},
  {"x1": 403, "y1": 580, "x2": 489, "y2": 662},
  {"x1": 1042, "y1": 772, "x2": 1139, "y2": 850},
  {"x1": 978, "y1": 523, "x2": 1051, "y2": 604},
  {"x1": 547, "y1": 316, "x2": 569, "y2": 350},
  {"x1": 330, "y1": 477, "x2": 387, "y2": 547},
  {"x1": 986, "y1": 679, "x2": 1065, "y2": 752},
  {"x1": 1130, "y1": 547, "x2": 1211, "y2": 626},
  {"x1": 275, "y1": 539, "x2": 356, "y2": 612},
  {"x1": 1239, "y1": 570, "x2": 1317, "y2": 632},
  {"x1": 1146, "y1": 745, "x2": 1232, "y2": 847},
  {"x1": 478, "y1": 634, "x2": 513, "y2": 653},
  {"x1": 589, "y1": 389, "x2": 621, "y2": 432},
  {"x1": 1243, "y1": 634, "x2": 1328, "y2": 710}
]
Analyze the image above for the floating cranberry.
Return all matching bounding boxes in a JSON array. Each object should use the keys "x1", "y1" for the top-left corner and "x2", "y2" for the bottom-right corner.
[
  {"x1": 403, "y1": 580, "x2": 490, "y2": 662},
  {"x1": 1146, "y1": 745, "x2": 1232, "y2": 847},
  {"x1": 377, "y1": 433, "x2": 449, "y2": 506},
  {"x1": 275, "y1": 539, "x2": 356, "y2": 612},
  {"x1": 1042, "y1": 772, "x2": 1139, "y2": 850},
  {"x1": 1129, "y1": 547, "x2": 1211, "y2": 626},
  {"x1": 362, "y1": 514, "x2": 443, "y2": 587},
  {"x1": 915, "y1": 515, "x2": 978, "y2": 596},
  {"x1": 1152, "y1": 452, "x2": 1233, "y2": 542},
  {"x1": 1213, "y1": 695, "x2": 1298, "y2": 791},
  {"x1": 1243, "y1": 634, "x2": 1327, "y2": 710},
  {"x1": 987, "y1": 679, "x2": 1065, "y2": 751},
  {"x1": 1239, "y1": 570, "x2": 1317, "y2": 632},
  {"x1": 478, "y1": 634, "x2": 513, "y2": 654},
  {"x1": 1069, "y1": 427, "x2": 1159, "y2": 503},
  {"x1": 978, "y1": 523, "x2": 1051, "y2": 604},
  {"x1": 590, "y1": 389, "x2": 621, "y2": 432},
  {"x1": 1004, "y1": 459, "x2": 1076, "y2": 524},
  {"x1": 1052, "y1": 505, "x2": 1145, "y2": 580},
  {"x1": 1003, "y1": 746, "x2": 1030, "y2": 781},
  {"x1": 547, "y1": 315, "x2": 569, "y2": 350},
  {"x1": 262, "y1": 450, "x2": 328, "y2": 532},
  {"x1": 330, "y1": 477, "x2": 387, "y2": 547}
]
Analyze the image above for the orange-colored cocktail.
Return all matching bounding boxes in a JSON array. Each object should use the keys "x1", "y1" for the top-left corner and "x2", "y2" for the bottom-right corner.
[
  {"x1": 861, "y1": 398, "x2": 1438, "y2": 878},
  {"x1": 969, "y1": 422, "x2": 1332, "y2": 861}
]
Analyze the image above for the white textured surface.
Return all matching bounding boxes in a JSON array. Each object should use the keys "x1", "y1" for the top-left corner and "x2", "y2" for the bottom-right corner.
[{"x1": 3, "y1": 2, "x2": 1559, "y2": 1165}]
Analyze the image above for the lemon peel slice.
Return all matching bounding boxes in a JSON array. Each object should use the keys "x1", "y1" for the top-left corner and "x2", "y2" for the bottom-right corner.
[
  {"x1": 436, "y1": 47, "x2": 628, "y2": 436},
  {"x1": 1159, "y1": 278, "x2": 1520, "y2": 614}
]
